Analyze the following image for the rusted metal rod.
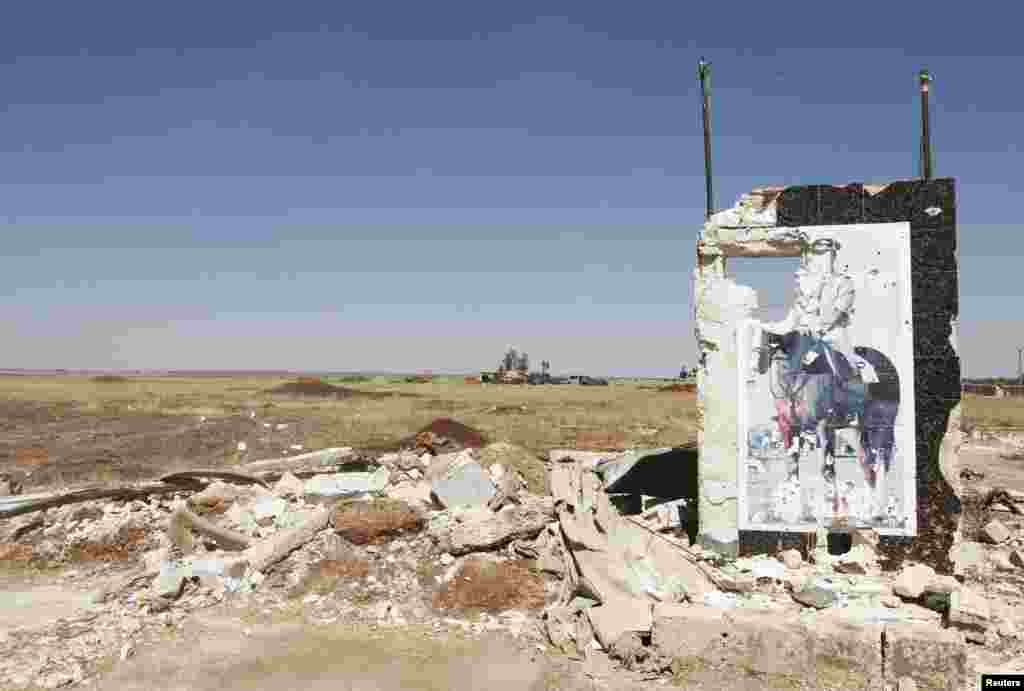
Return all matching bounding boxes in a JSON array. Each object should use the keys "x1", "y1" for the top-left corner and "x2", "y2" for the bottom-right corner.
[
  {"x1": 698, "y1": 58, "x2": 714, "y2": 220},
  {"x1": 919, "y1": 69, "x2": 933, "y2": 180}
]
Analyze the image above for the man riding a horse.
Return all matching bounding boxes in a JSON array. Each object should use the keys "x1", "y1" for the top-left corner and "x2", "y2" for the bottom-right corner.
[{"x1": 761, "y1": 235, "x2": 876, "y2": 390}]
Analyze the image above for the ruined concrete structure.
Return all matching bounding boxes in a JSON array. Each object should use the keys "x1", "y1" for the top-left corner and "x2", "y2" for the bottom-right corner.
[{"x1": 695, "y1": 179, "x2": 961, "y2": 571}]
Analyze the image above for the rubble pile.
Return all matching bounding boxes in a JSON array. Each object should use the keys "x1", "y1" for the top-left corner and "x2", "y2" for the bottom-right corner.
[
  {"x1": 1, "y1": 429, "x2": 1024, "y2": 689},
  {"x1": 0, "y1": 433, "x2": 559, "y2": 689}
]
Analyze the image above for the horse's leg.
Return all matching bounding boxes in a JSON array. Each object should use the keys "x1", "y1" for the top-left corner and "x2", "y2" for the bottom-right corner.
[{"x1": 816, "y1": 418, "x2": 837, "y2": 517}]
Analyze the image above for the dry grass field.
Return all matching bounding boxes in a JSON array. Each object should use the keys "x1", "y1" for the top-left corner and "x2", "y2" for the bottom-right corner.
[
  {"x1": 0, "y1": 374, "x2": 697, "y2": 490},
  {"x1": 1, "y1": 373, "x2": 1021, "y2": 492}
]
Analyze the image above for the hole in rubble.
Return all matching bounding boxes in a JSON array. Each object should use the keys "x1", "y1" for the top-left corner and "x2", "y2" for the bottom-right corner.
[
  {"x1": 827, "y1": 532, "x2": 852, "y2": 556},
  {"x1": 639, "y1": 633, "x2": 652, "y2": 647}
]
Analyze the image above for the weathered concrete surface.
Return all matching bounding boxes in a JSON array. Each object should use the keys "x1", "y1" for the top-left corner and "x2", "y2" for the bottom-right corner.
[
  {"x1": 694, "y1": 250, "x2": 756, "y2": 558},
  {"x1": 428, "y1": 451, "x2": 497, "y2": 509},
  {"x1": 585, "y1": 598, "x2": 653, "y2": 650},
  {"x1": 652, "y1": 604, "x2": 882, "y2": 690},
  {"x1": 427, "y1": 496, "x2": 553, "y2": 556},
  {"x1": 883, "y1": 622, "x2": 967, "y2": 691}
]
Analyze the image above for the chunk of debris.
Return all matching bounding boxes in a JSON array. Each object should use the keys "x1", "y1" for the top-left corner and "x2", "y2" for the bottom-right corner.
[
  {"x1": 893, "y1": 564, "x2": 936, "y2": 599},
  {"x1": 386, "y1": 480, "x2": 435, "y2": 508},
  {"x1": 983, "y1": 519, "x2": 1011, "y2": 544},
  {"x1": 330, "y1": 498, "x2": 425, "y2": 545},
  {"x1": 427, "y1": 450, "x2": 497, "y2": 509},
  {"x1": 792, "y1": 578, "x2": 837, "y2": 609},
  {"x1": 990, "y1": 550, "x2": 1016, "y2": 571},
  {"x1": 272, "y1": 472, "x2": 304, "y2": 498},
  {"x1": 1011, "y1": 550, "x2": 1024, "y2": 569},
  {"x1": 949, "y1": 587, "x2": 992, "y2": 639},
  {"x1": 427, "y1": 496, "x2": 553, "y2": 556},
  {"x1": 780, "y1": 549, "x2": 803, "y2": 570},
  {"x1": 302, "y1": 467, "x2": 390, "y2": 499}
]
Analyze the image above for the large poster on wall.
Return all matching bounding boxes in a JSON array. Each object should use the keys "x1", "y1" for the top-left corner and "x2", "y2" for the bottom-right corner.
[{"x1": 737, "y1": 222, "x2": 916, "y2": 535}]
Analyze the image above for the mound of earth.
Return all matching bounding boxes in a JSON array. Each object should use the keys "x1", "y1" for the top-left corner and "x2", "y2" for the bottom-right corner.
[
  {"x1": 392, "y1": 418, "x2": 488, "y2": 455},
  {"x1": 266, "y1": 380, "x2": 358, "y2": 398}
]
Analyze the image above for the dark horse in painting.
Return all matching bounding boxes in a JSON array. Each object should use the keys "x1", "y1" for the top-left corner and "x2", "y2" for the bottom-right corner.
[{"x1": 758, "y1": 330, "x2": 900, "y2": 523}]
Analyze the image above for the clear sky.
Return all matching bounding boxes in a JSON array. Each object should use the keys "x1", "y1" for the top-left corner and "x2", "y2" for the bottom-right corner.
[{"x1": 0, "y1": 2, "x2": 1019, "y2": 377}]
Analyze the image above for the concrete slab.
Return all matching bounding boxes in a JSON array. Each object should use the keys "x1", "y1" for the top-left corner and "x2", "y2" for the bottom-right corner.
[{"x1": 883, "y1": 622, "x2": 967, "y2": 691}]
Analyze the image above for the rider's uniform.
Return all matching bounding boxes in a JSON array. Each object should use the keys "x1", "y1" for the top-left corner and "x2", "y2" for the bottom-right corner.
[{"x1": 764, "y1": 271, "x2": 878, "y2": 384}]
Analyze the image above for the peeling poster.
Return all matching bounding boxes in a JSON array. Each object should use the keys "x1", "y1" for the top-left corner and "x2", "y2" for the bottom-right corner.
[{"x1": 735, "y1": 223, "x2": 916, "y2": 535}]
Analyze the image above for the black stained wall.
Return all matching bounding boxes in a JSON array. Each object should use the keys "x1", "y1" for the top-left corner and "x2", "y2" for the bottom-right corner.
[{"x1": 737, "y1": 179, "x2": 960, "y2": 572}]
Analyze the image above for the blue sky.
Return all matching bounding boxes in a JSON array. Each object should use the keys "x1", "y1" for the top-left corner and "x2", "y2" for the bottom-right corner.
[{"x1": 0, "y1": 1, "x2": 1019, "y2": 377}]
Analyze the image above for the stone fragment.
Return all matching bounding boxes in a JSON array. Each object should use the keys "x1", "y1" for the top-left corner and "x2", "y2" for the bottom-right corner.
[
  {"x1": 983, "y1": 519, "x2": 1011, "y2": 544},
  {"x1": 273, "y1": 472, "x2": 304, "y2": 498},
  {"x1": 386, "y1": 481, "x2": 435, "y2": 508},
  {"x1": 990, "y1": 550, "x2": 1015, "y2": 570},
  {"x1": 427, "y1": 496, "x2": 551, "y2": 556},
  {"x1": 780, "y1": 549, "x2": 803, "y2": 570},
  {"x1": 894, "y1": 564, "x2": 936, "y2": 599},
  {"x1": 882, "y1": 595, "x2": 901, "y2": 608},
  {"x1": 428, "y1": 451, "x2": 496, "y2": 509},
  {"x1": 792, "y1": 580, "x2": 836, "y2": 609},
  {"x1": 949, "y1": 588, "x2": 991, "y2": 637},
  {"x1": 884, "y1": 622, "x2": 967, "y2": 691}
]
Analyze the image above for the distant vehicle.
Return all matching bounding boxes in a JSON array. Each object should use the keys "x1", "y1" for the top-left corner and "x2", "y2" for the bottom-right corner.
[
  {"x1": 548, "y1": 376, "x2": 570, "y2": 384},
  {"x1": 579, "y1": 376, "x2": 609, "y2": 386}
]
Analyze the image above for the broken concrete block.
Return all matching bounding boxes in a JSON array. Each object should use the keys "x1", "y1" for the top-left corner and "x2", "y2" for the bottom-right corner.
[
  {"x1": 949, "y1": 588, "x2": 991, "y2": 637},
  {"x1": 429, "y1": 452, "x2": 496, "y2": 509},
  {"x1": 651, "y1": 603, "x2": 731, "y2": 657},
  {"x1": 894, "y1": 564, "x2": 936, "y2": 599},
  {"x1": 990, "y1": 550, "x2": 1015, "y2": 571},
  {"x1": 303, "y1": 468, "x2": 390, "y2": 499},
  {"x1": 585, "y1": 598, "x2": 653, "y2": 650},
  {"x1": 792, "y1": 579, "x2": 837, "y2": 609},
  {"x1": 273, "y1": 472, "x2": 304, "y2": 498},
  {"x1": 780, "y1": 549, "x2": 803, "y2": 570},
  {"x1": 803, "y1": 617, "x2": 884, "y2": 690},
  {"x1": 884, "y1": 622, "x2": 967, "y2": 691},
  {"x1": 983, "y1": 519, "x2": 1011, "y2": 544},
  {"x1": 386, "y1": 481, "x2": 435, "y2": 508},
  {"x1": 427, "y1": 497, "x2": 550, "y2": 555}
]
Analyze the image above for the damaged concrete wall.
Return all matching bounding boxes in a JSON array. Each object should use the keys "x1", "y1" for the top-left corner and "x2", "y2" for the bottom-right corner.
[{"x1": 695, "y1": 179, "x2": 961, "y2": 572}]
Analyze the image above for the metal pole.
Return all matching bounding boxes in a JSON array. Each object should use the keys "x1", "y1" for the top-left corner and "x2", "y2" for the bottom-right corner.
[
  {"x1": 919, "y1": 69, "x2": 933, "y2": 180},
  {"x1": 1017, "y1": 347, "x2": 1023, "y2": 385},
  {"x1": 698, "y1": 58, "x2": 713, "y2": 220}
]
